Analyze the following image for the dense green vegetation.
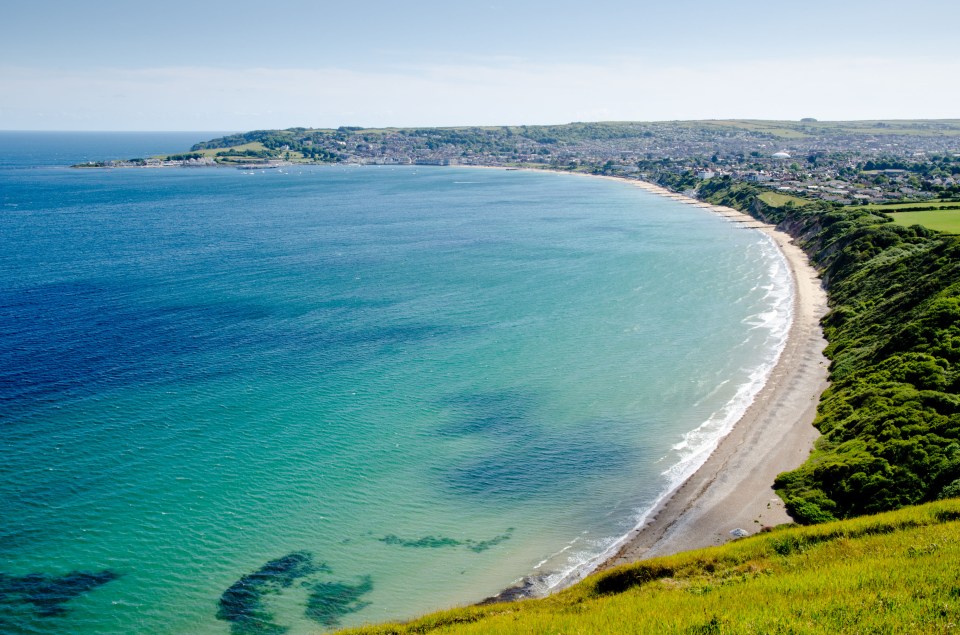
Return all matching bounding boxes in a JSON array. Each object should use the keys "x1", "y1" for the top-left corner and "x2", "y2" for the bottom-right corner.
[
  {"x1": 164, "y1": 152, "x2": 203, "y2": 161},
  {"x1": 338, "y1": 500, "x2": 960, "y2": 634},
  {"x1": 857, "y1": 155, "x2": 960, "y2": 197},
  {"x1": 697, "y1": 177, "x2": 960, "y2": 524}
]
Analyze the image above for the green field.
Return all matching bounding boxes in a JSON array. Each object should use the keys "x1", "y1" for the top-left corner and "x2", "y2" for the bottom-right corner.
[
  {"x1": 888, "y1": 209, "x2": 960, "y2": 233},
  {"x1": 758, "y1": 191, "x2": 811, "y2": 208},
  {"x1": 698, "y1": 119, "x2": 960, "y2": 139},
  {"x1": 158, "y1": 141, "x2": 272, "y2": 160},
  {"x1": 693, "y1": 120, "x2": 809, "y2": 139},
  {"x1": 850, "y1": 200, "x2": 960, "y2": 212},
  {"x1": 194, "y1": 141, "x2": 268, "y2": 158},
  {"x1": 339, "y1": 500, "x2": 960, "y2": 634}
]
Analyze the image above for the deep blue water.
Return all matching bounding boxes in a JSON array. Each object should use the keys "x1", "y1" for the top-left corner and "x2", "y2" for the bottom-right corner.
[
  {"x1": 0, "y1": 131, "x2": 230, "y2": 168},
  {"x1": 0, "y1": 134, "x2": 790, "y2": 633}
]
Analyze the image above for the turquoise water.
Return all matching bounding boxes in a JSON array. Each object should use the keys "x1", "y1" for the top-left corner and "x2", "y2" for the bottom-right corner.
[{"x1": 0, "y1": 135, "x2": 791, "y2": 633}]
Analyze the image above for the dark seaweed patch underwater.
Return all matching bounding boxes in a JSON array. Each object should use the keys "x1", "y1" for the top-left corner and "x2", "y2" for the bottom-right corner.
[
  {"x1": 438, "y1": 390, "x2": 634, "y2": 501},
  {"x1": 0, "y1": 569, "x2": 119, "y2": 618},
  {"x1": 217, "y1": 551, "x2": 374, "y2": 633},
  {"x1": 305, "y1": 576, "x2": 373, "y2": 629},
  {"x1": 380, "y1": 528, "x2": 515, "y2": 553}
]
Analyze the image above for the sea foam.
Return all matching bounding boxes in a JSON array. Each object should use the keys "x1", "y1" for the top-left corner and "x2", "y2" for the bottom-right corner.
[{"x1": 539, "y1": 232, "x2": 794, "y2": 592}]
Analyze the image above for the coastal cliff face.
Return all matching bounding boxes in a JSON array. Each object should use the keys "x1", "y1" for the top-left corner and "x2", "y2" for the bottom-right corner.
[{"x1": 700, "y1": 178, "x2": 960, "y2": 524}]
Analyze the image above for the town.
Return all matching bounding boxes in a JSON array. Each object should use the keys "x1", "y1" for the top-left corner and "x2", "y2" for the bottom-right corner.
[{"x1": 81, "y1": 119, "x2": 960, "y2": 207}]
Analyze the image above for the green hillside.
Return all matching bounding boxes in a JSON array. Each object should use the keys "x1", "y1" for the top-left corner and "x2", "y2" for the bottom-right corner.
[
  {"x1": 339, "y1": 500, "x2": 960, "y2": 634},
  {"x1": 184, "y1": 120, "x2": 960, "y2": 169},
  {"x1": 693, "y1": 177, "x2": 960, "y2": 524}
]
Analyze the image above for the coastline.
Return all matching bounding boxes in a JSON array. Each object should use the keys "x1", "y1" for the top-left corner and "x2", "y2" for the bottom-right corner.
[
  {"x1": 482, "y1": 172, "x2": 830, "y2": 602},
  {"x1": 594, "y1": 180, "x2": 830, "y2": 567}
]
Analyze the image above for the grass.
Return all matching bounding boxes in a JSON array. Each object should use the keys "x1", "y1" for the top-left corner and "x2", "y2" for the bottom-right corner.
[
  {"x1": 337, "y1": 500, "x2": 960, "y2": 634},
  {"x1": 758, "y1": 191, "x2": 811, "y2": 208},
  {"x1": 164, "y1": 141, "x2": 269, "y2": 159},
  {"x1": 690, "y1": 119, "x2": 960, "y2": 139},
  {"x1": 887, "y1": 209, "x2": 960, "y2": 234},
  {"x1": 694, "y1": 120, "x2": 810, "y2": 139},
  {"x1": 849, "y1": 200, "x2": 960, "y2": 212}
]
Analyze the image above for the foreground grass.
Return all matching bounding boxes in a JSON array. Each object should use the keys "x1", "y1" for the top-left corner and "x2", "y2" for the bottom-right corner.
[
  {"x1": 887, "y1": 209, "x2": 960, "y2": 234},
  {"x1": 339, "y1": 500, "x2": 960, "y2": 634}
]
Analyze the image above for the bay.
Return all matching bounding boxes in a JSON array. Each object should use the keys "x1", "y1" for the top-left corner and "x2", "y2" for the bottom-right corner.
[{"x1": 0, "y1": 135, "x2": 790, "y2": 633}]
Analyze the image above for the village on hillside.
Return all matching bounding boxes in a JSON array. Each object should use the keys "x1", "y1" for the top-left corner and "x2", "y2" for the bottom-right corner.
[{"x1": 79, "y1": 120, "x2": 960, "y2": 207}]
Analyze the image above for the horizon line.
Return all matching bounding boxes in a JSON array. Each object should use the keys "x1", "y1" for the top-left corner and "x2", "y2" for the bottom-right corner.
[{"x1": 5, "y1": 117, "x2": 960, "y2": 134}]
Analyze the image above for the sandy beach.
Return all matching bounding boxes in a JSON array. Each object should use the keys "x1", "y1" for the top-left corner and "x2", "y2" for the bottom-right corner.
[
  {"x1": 597, "y1": 180, "x2": 830, "y2": 567},
  {"x1": 478, "y1": 172, "x2": 831, "y2": 604}
]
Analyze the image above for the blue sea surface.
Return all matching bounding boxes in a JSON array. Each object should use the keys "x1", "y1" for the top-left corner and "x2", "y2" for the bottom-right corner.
[
  {"x1": 0, "y1": 131, "x2": 230, "y2": 168},
  {"x1": 0, "y1": 134, "x2": 791, "y2": 633}
]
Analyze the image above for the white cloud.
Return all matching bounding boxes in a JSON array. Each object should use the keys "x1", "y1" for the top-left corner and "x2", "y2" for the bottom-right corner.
[{"x1": 1, "y1": 56, "x2": 956, "y2": 130}]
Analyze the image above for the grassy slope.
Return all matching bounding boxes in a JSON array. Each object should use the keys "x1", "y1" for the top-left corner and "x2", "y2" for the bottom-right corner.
[{"x1": 338, "y1": 500, "x2": 960, "y2": 634}]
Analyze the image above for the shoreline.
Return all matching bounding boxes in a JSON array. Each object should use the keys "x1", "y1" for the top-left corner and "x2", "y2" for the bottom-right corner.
[
  {"x1": 595, "y1": 180, "x2": 830, "y2": 567},
  {"x1": 483, "y1": 171, "x2": 830, "y2": 602}
]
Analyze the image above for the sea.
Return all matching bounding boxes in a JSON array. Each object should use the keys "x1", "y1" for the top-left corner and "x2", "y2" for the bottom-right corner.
[{"x1": 0, "y1": 132, "x2": 792, "y2": 634}]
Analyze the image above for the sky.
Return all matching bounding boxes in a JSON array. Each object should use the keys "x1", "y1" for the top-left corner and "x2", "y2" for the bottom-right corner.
[{"x1": 2, "y1": 0, "x2": 958, "y2": 130}]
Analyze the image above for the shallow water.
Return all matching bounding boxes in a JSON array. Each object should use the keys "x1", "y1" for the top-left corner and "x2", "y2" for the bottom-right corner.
[{"x1": 0, "y1": 135, "x2": 790, "y2": 633}]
